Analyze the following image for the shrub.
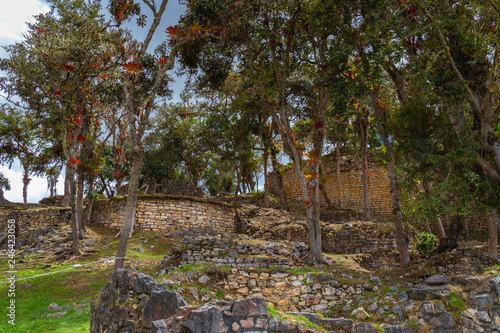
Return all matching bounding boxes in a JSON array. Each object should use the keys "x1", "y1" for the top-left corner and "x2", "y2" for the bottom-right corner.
[{"x1": 415, "y1": 231, "x2": 438, "y2": 255}]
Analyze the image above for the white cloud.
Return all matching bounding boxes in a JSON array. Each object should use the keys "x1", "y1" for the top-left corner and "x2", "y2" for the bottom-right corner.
[
  {"x1": 0, "y1": 163, "x2": 64, "y2": 203},
  {"x1": 0, "y1": 0, "x2": 50, "y2": 44}
]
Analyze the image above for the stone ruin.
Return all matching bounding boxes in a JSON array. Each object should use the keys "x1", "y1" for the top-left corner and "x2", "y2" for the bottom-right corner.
[{"x1": 90, "y1": 268, "x2": 416, "y2": 333}]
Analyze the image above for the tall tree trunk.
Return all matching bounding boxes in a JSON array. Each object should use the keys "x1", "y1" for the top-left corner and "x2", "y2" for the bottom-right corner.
[
  {"x1": 489, "y1": 209, "x2": 499, "y2": 256},
  {"x1": 358, "y1": 116, "x2": 371, "y2": 221},
  {"x1": 463, "y1": 218, "x2": 470, "y2": 242},
  {"x1": 434, "y1": 215, "x2": 463, "y2": 253},
  {"x1": 76, "y1": 170, "x2": 85, "y2": 237},
  {"x1": 82, "y1": 173, "x2": 96, "y2": 226},
  {"x1": 263, "y1": 150, "x2": 269, "y2": 208},
  {"x1": 436, "y1": 216, "x2": 447, "y2": 247},
  {"x1": 22, "y1": 166, "x2": 29, "y2": 204},
  {"x1": 385, "y1": 156, "x2": 410, "y2": 265},
  {"x1": 68, "y1": 163, "x2": 80, "y2": 255},
  {"x1": 270, "y1": 149, "x2": 288, "y2": 211},
  {"x1": 336, "y1": 146, "x2": 342, "y2": 207},
  {"x1": 114, "y1": 148, "x2": 142, "y2": 270},
  {"x1": 63, "y1": 170, "x2": 71, "y2": 207},
  {"x1": 319, "y1": 165, "x2": 333, "y2": 209},
  {"x1": 366, "y1": 67, "x2": 410, "y2": 266}
]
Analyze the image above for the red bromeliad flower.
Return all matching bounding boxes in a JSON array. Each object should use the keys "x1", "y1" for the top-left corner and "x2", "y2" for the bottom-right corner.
[
  {"x1": 77, "y1": 135, "x2": 86, "y2": 142},
  {"x1": 166, "y1": 25, "x2": 181, "y2": 38},
  {"x1": 122, "y1": 61, "x2": 143, "y2": 82},
  {"x1": 122, "y1": 61, "x2": 143, "y2": 73},
  {"x1": 53, "y1": 91, "x2": 62, "y2": 96},
  {"x1": 156, "y1": 57, "x2": 167, "y2": 66},
  {"x1": 75, "y1": 118, "x2": 82, "y2": 125},
  {"x1": 68, "y1": 158, "x2": 81, "y2": 165},
  {"x1": 62, "y1": 64, "x2": 75, "y2": 72},
  {"x1": 101, "y1": 74, "x2": 108, "y2": 79}
]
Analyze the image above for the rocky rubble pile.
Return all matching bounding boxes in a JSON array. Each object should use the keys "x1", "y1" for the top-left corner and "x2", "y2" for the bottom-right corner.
[
  {"x1": 161, "y1": 234, "x2": 320, "y2": 271},
  {"x1": 90, "y1": 268, "x2": 415, "y2": 333},
  {"x1": 399, "y1": 274, "x2": 500, "y2": 332}
]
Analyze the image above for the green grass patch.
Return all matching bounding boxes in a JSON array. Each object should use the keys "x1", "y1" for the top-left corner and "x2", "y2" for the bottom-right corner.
[
  {"x1": 446, "y1": 291, "x2": 465, "y2": 312},
  {"x1": 0, "y1": 266, "x2": 111, "y2": 332},
  {"x1": 267, "y1": 305, "x2": 326, "y2": 331}
]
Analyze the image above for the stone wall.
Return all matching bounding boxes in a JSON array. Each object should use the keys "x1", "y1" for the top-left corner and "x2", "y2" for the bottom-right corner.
[
  {"x1": 170, "y1": 235, "x2": 304, "y2": 270},
  {"x1": 270, "y1": 154, "x2": 393, "y2": 220},
  {"x1": 270, "y1": 221, "x2": 398, "y2": 255},
  {"x1": 0, "y1": 206, "x2": 70, "y2": 238},
  {"x1": 225, "y1": 270, "x2": 364, "y2": 313},
  {"x1": 89, "y1": 194, "x2": 235, "y2": 235}
]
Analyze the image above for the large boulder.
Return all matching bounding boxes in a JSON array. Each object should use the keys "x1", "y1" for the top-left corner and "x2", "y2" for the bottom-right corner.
[{"x1": 90, "y1": 269, "x2": 187, "y2": 333}]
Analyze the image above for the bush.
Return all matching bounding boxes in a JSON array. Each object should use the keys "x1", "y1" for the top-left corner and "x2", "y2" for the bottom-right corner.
[{"x1": 415, "y1": 231, "x2": 438, "y2": 255}]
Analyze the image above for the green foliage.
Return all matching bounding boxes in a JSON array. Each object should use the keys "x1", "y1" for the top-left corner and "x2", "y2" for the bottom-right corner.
[
  {"x1": 414, "y1": 232, "x2": 438, "y2": 255},
  {"x1": 447, "y1": 291, "x2": 465, "y2": 312}
]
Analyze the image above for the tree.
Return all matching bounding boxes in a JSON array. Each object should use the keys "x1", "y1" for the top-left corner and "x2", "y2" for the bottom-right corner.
[
  {"x1": 113, "y1": 0, "x2": 176, "y2": 271},
  {"x1": 1, "y1": 0, "x2": 127, "y2": 254}
]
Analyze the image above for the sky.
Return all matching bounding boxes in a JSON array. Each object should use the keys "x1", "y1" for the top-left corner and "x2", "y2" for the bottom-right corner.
[{"x1": 0, "y1": 0, "x2": 187, "y2": 203}]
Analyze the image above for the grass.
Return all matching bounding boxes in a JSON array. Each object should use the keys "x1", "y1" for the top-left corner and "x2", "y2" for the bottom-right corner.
[
  {"x1": 446, "y1": 291, "x2": 465, "y2": 312},
  {"x1": 0, "y1": 226, "x2": 177, "y2": 333},
  {"x1": 267, "y1": 305, "x2": 326, "y2": 331},
  {"x1": 0, "y1": 267, "x2": 110, "y2": 332}
]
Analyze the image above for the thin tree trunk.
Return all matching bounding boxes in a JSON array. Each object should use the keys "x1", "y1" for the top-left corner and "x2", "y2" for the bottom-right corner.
[
  {"x1": 76, "y1": 170, "x2": 85, "y2": 237},
  {"x1": 433, "y1": 215, "x2": 463, "y2": 254},
  {"x1": 82, "y1": 173, "x2": 96, "y2": 225},
  {"x1": 22, "y1": 167, "x2": 29, "y2": 204},
  {"x1": 489, "y1": 209, "x2": 499, "y2": 256},
  {"x1": 436, "y1": 216, "x2": 447, "y2": 246},
  {"x1": 358, "y1": 116, "x2": 371, "y2": 221},
  {"x1": 68, "y1": 163, "x2": 80, "y2": 255},
  {"x1": 319, "y1": 165, "x2": 333, "y2": 208},
  {"x1": 336, "y1": 146, "x2": 342, "y2": 207},
  {"x1": 463, "y1": 218, "x2": 470, "y2": 242},
  {"x1": 366, "y1": 66, "x2": 410, "y2": 266},
  {"x1": 270, "y1": 149, "x2": 288, "y2": 211},
  {"x1": 263, "y1": 150, "x2": 269, "y2": 208},
  {"x1": 114, "y1": 149, "x2": 142, "y2": 270},
  {"x1": 63, "y1": 170, "x2": 71, "y2": 207}
]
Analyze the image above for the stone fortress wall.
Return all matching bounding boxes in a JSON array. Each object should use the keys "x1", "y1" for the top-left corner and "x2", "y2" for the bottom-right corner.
[
  {"x1": 270, "y1": 152, "x2": 490, "y2": 234},
  {"x1": 89, "y1": 194, "x2": 236, "y2": 235}
]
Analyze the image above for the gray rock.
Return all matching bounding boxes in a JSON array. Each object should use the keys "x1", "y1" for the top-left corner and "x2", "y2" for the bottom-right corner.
[
  {"x1": 469, "y1": 293, "x2": 495, "y2": 309},
  {"x1": 491, "y1": 276, "x2": 500, "y2": 299},
  {"x1": 268, "y1": 319, "x2": 300, "y2": 332},
  {"x1": 182, "y1": 304, "x2": 227, "y2": 333},
  {"x1": 231, "y1": 296, "x2": 268, "y2": 316},
  {"x1": 142, "y1": 290, "x2": 188, "y2": 328},
  {"x1": 321, "y1": 317, "x2": 353, "y2": 329},
  {"x1": 407, "y1": 285, "x2": 449, "y2": 300},
  {"x1": 376, "y1": 305, "x2": 389, "y2": 316},
  {"x1": 428, "y1": 312, "x2": 455, "y2": 329},
  {"x1": 393, "y1": 305, "x2": 403, "y2": 318},
  {"x1": 426, "y1": 275, "x2": 449, "y2": 286},
  {"x1": 48, "y1": 303, "x2": 58, "y2": 310},
  {"x1": 352, "y1": 307, "x2": 370, "y2": 320},
  {"x1": 287, "y1": 312, "x2": 320, "y2": 325},
  {"x1": 151, "y1": 319, "x2": 169, "y2": 333},
  {"x1": 41, "y1": 312, "x2": 67, "y2": 318},
  {"x1": 398, "y1": 291, "x2": 409, "y2": 303},
  {"x1": 354, "y1": 323, "x2": 376, "y2": 333},
  {"x1": 381, "y1": 324, "x2": 414, "y2": 333},
  {"x1": 420, "y1": 301, "x2": 446, "y2": 317},
  {"x1": 368, "y1": 302, "x2": 378, "y2": 312},
  {"x1": 133, "y1": 273, "x2": 158, "y2": 294}
]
